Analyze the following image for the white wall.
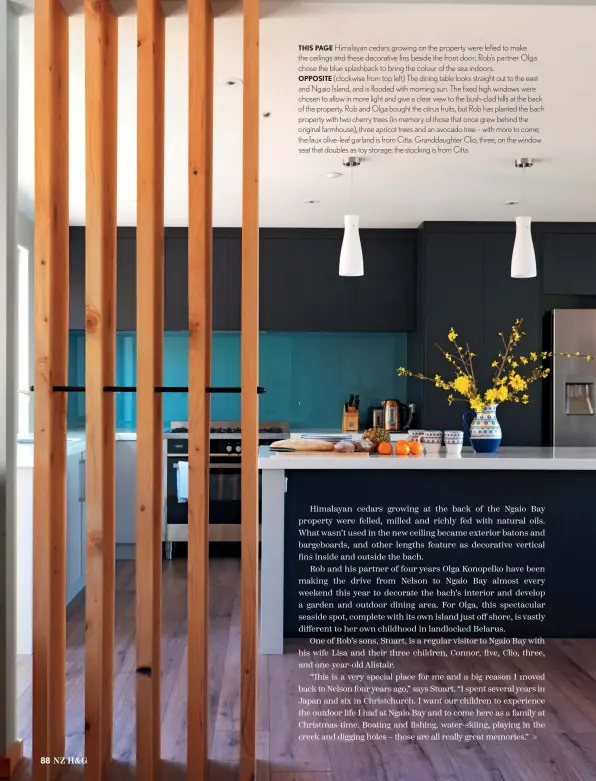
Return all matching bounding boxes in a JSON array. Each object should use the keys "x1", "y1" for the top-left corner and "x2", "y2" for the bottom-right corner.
[
  {"x1": 0, "y1": 0, "x2": 19, "y2": 755},
  {"x1": 17, "y1": 211, "x2": 33, "y2": 432}
]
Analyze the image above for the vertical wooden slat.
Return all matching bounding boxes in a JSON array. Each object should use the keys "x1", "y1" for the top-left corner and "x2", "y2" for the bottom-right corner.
[
  {"x1": 84, "y1": 0, "x2": 118, "y2": 777},
  {"x1": 187, "y1": 0, "x2": 213, "y2": 777},
  {"x1": 240, "y1": 0, "x2": 260, "y2": 777},
  {"x1": 32, "y1": 0, "x2": 69, "y2": 777},
  {"x1": 136, "y1": 1, "x2": 165, "y2": 779}
]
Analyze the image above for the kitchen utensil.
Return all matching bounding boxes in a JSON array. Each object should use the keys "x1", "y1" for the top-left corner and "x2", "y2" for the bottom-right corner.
[
  {"x1": 354, "y1": 395, "x2": 360, "y2": 410},
  {"x1": 382, "y1": 399, "x2": 412, "y2": 431}
]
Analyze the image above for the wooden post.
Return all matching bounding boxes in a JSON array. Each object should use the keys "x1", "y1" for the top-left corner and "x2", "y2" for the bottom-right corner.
[
  {"x1": 136, "y1": 1, "x2": 165, "y2": 779},
  {"x1": 187, "y1": 0, "x2": 213, "y2": 776},
  {"x1": 84, "y1": 0, "x2": 118, "y2": 777},
  {"x1": 240, "y1": 0, "x2": 260, "y2": 778},
  {"x1": 32, "y1": 0, "x2": 69, "y2": 777}
]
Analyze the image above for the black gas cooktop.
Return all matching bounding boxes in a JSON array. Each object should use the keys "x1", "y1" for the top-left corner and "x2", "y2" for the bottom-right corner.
[{"x1": 170, "y1": 425, "x2": 285, "y2": 435}]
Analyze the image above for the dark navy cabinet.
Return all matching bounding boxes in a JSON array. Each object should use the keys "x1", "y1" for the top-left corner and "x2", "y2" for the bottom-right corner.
[
  {"x1": 69, "y1": 226, "x2": 417, "y2": 333},
  {"x1": 412, "y1": 223, "x2": 543, "y2": 445}
]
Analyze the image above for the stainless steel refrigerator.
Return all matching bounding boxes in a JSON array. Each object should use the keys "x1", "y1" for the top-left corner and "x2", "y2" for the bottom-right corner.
[{"x1": 553, "y1": 309, "x2": 596, "y2": 446}]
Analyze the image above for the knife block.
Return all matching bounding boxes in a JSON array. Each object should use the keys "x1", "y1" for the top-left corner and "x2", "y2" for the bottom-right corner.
[{"x1": 342, "y1": 407, "x2": 359, "y2": 432}]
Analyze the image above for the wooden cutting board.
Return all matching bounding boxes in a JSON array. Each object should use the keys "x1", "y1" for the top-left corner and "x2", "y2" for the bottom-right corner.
[{"x1": 270, "y1": 449, "x2": 369, "y2": 456}]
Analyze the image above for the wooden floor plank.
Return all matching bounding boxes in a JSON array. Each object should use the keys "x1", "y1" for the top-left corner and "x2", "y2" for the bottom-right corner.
[
  {"x1": 15, "y1": 560, "x2": 596, "y2": 781},
  {"x1": 270, "y1": 775, "x2": 335, "y2": 781},
  {"x1": 209, "y1": 731, "x2": 269, "y2": 781},
  {"x1": 268, "y1": 644, "x2": 331, "y2": 774}
]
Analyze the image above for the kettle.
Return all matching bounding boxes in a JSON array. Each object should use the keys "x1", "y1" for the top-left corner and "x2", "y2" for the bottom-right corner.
[{"x1": 382, "y1": 399, "x2": 412, "y2": 431}]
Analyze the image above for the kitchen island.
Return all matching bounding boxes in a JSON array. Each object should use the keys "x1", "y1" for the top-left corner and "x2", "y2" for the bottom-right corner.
[{"x1": 259, "y1": 446, "x2": 596, "y2": 653}]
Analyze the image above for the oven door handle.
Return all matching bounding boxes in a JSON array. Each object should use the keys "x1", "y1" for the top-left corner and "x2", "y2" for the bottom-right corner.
[
  {"x1": 167, "y1": 453, "x2": 241, "y2": 458},
  {"x1": 209, "y1": 463, "x2": 242, "y2": 470}
]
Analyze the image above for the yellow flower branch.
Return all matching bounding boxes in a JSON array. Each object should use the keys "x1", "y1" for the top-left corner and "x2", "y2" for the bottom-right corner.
[{"x1": 395, "y1": 319, "x2": 577, "y2": 412}]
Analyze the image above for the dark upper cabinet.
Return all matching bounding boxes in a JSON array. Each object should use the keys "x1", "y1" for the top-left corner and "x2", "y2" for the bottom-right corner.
[
  {"x1": 289, "y1": 238, "x2": 356, "y2": 331},
  {"x1": 258, "y1": 231, "x2": 416, "y2": 332},
  {"x1": 164, "y1": 237, "x2": 188, "y2": 330},
  {"x1": 543, "y1": 232, "x2": 596, "y2": 295},
  {"x1": 165, "y1": 235, "x2": 242, "y2": 331},
  {"x1": 116, "y1": 238, "x2": 137, "y2": 331},
  {"x1": 482, "y1": 232, "x2": 542, "y2": 446},
  {"x1": 69, "y1": 228, "x2": 86, "y2": 330},
  {"x1": 259, "y1": 238, "x2": 297, "y2": 330},
  {"x1": 422, "y1": 232, "x2": 485, "y2": 432},
  {"x1": 415, "y1": 226, "x2": 543, "y2": 445},
  {"x1": 69, "y1": 227, "x2": 417, "y2": 333},
  {"x1": 260, "y1": 236, "x2": 355, "y2": 331},
  {"x1": 222, "y1": 237, "x2": 241, "y2": 331},
  {"x1": 68, "y1": 229, "x2": 138, "y2": 331},
  {"x1": 356, "y1": 233, "x2": 416, "y2": 332}
]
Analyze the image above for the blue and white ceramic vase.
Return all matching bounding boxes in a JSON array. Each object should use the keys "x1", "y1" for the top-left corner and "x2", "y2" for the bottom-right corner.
[{"x1": 462, "y1": 404, "x2": 502, "y2": 454}]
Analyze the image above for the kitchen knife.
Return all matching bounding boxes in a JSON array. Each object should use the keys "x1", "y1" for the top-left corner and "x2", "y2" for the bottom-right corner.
[
  {"x1": 355, "y1": 395, "x2": 360, "y2": 409},
  {"x1": 348, "y1": 394, "x2": 354, "y2": 409}
]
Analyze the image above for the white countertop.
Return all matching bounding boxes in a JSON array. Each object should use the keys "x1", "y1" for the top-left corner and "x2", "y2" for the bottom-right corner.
[
  {"x1": 259, "y1": 446, "x2": 596, "y2": 470},
  {"x1": 17, "y1": 437, "x2": 87, "y2": 469}
]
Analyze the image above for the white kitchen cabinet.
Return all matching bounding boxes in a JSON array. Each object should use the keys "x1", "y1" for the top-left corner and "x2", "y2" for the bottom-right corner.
[
  {"x1": 116, "y1": 440, "x2": 137, "y2": 545},
  {"x1": 66, "y1": 449, "x2": 86, "y2": 604}
]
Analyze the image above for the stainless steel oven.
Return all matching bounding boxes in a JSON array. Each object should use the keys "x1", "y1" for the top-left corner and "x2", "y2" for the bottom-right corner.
[{"x1": 164, "y1": 421, "x2": 288, "y2": 557}]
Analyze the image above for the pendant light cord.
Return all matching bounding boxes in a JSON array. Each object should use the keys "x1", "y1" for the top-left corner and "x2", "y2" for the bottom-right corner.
[
  {"x1": 521, "y1": 166, "x2": 526, "y2": 207},
  {"x1": 349, "y1": 163, "x2": 353, "y2": 211}
]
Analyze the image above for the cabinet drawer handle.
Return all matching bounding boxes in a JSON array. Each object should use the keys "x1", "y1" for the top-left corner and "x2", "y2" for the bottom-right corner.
[{"x1": 80, "y1": 457, "x2": 86, "y2": 502}]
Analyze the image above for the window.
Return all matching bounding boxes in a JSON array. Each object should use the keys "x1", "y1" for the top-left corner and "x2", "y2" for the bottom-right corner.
[{"x1": 17, "y1": 245, "x2": 30, "y2": 436}]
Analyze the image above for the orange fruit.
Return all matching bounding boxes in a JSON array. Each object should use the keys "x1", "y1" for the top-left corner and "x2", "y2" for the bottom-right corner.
[
  {"x1": 394, "y1": 440, "x2": 411, "y2": 456},
  {"x1": 377, "y1": 441, "x2": 393, "y2": 456},
  {"x1": 409, "y1": 441, "x2": 423, "y2": 456}
]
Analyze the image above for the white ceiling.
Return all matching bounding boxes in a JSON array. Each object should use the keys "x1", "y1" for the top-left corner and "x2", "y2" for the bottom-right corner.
[{"x1": 17, "y1": 2, "x2": 596, "y2": 228}]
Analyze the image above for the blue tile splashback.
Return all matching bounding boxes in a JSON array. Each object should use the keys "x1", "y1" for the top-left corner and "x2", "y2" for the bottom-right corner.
[{"x1": 67, "y1": 331, "x2": 407, "y2": 430}]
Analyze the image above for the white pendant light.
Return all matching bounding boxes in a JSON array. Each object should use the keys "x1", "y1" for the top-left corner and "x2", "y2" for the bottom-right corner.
[
  {"x1": 339, "y1": 215, "x2": 363, "y2": 276},
  {"x1": 511, "y1": 158, "x2": 537, "y2": 279},
  {"x1": 339, "y1": 157, "x2": 363, "y2": 276},
  {"x1": 511, "y1": 216, "x2": 536, "y2": 278}
]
